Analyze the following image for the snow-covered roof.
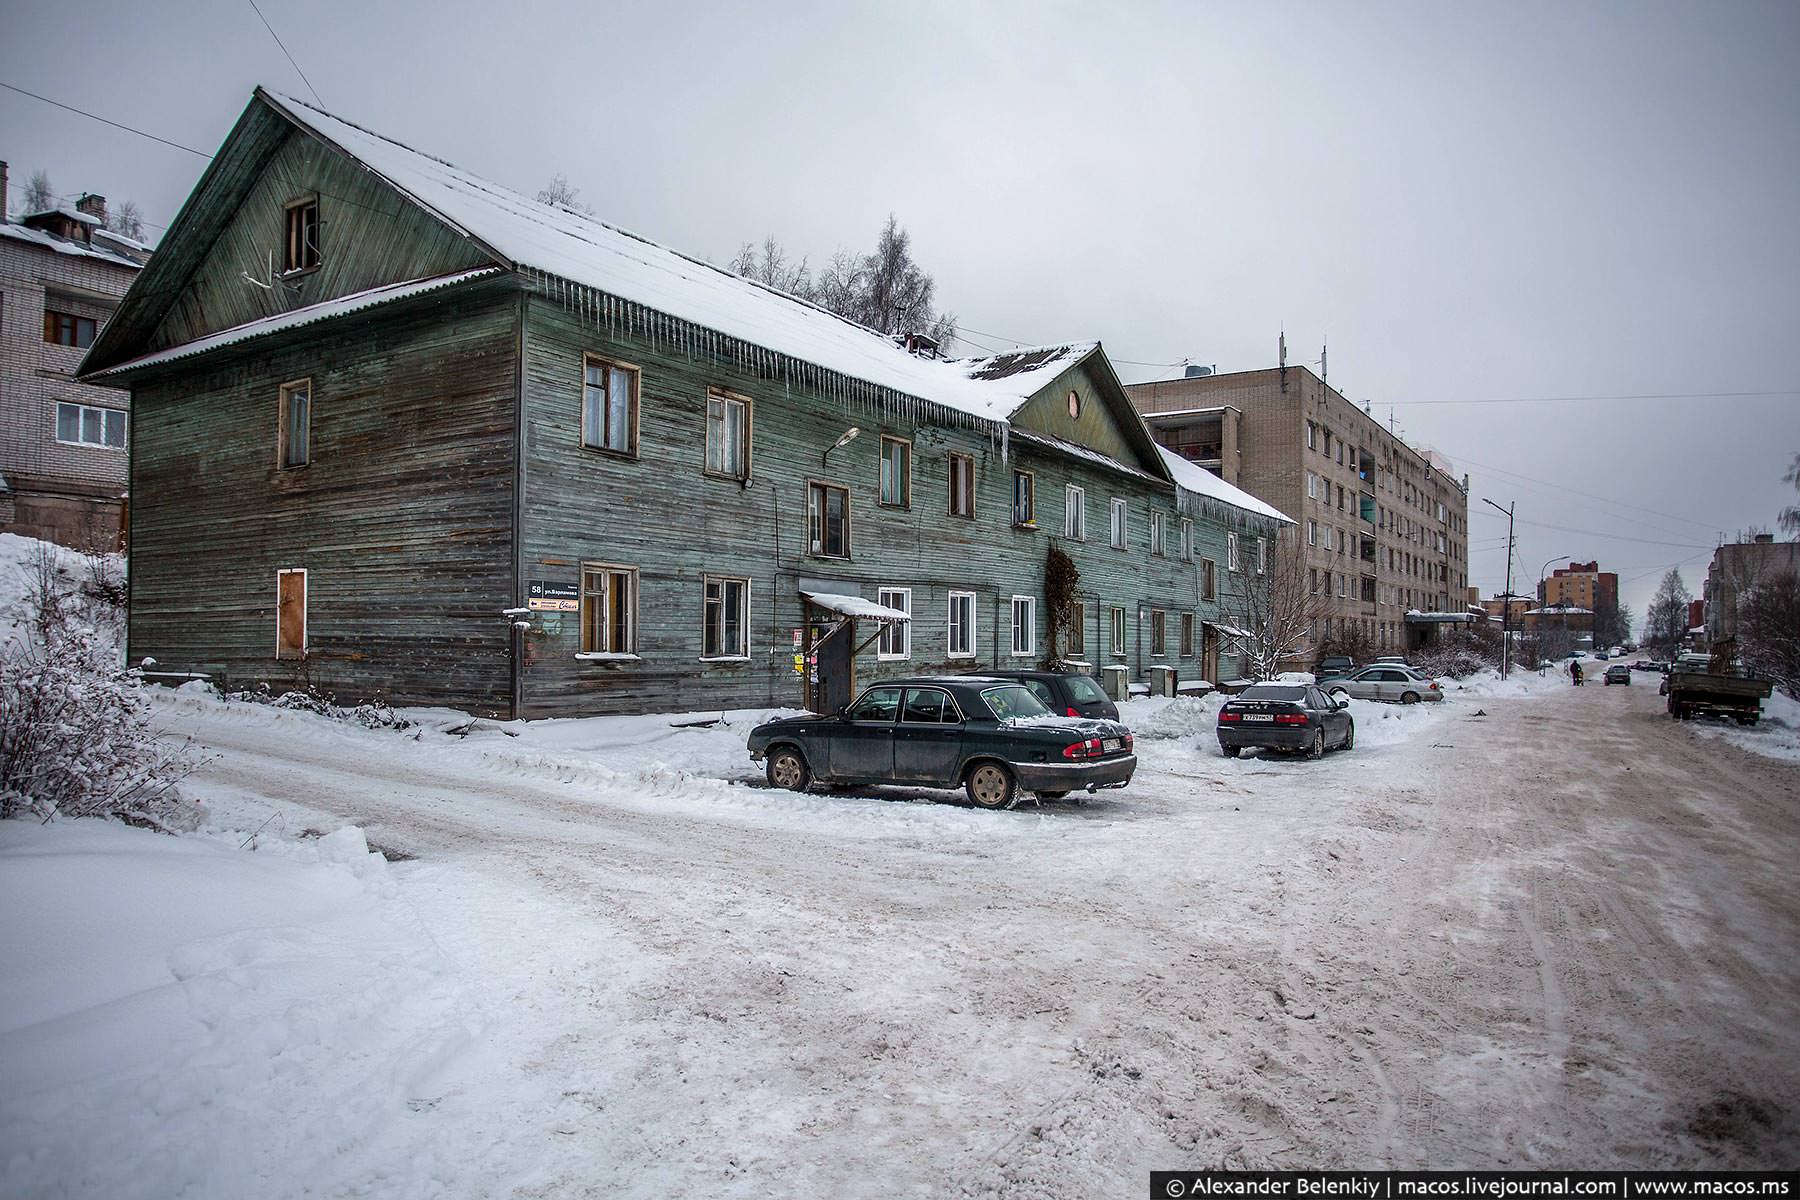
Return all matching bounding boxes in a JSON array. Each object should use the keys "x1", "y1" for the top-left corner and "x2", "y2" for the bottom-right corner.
[
  {"x1": 1526, "y1": 605, "x2": 1593, "y2": 615},
  {"x1": 0, "y1": 221, "x2": 143, "y2": 270},
  {"x1": 1010, "y1": 425, "x2": 1159, "y2": 484},
  {"x1": 1155, "y1": 446, "x2": 1292, "y2": 524},
  {"x1": 86, "y1": 268, "x2": 501, "y2": 377},
  {"x1": 258, "y1": 90, "x2": 1096, "y2": 428},
  {"x1": 800, "y1": 591, "x2": 912, "y2": 624},
  {"x1": 24, "y1": 206, "x2": 101, "y2": 227},
  {"x1": 1205, "y1": 620, "x2": 1254, "y2": 640}
]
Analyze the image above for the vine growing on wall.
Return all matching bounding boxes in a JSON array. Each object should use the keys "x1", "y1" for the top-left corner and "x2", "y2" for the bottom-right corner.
[{"x1": 1042, "y1": 544, "x2": 1080, "y2": 669}]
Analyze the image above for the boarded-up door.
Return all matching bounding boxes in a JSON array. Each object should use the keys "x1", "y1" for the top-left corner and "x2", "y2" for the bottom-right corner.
[{"x1": 277, "y1": 569, "x2": 307, "y2": 659}]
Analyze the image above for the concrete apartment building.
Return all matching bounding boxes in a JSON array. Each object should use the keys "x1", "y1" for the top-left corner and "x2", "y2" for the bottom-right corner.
[
  {"x1": 1127, "y1": 364, "x2": 1471, "y2": 659},
  {"x1": 1, "y1": 161, "x2": 148, "y2": 546},
  {"x1": 1704, "y1": 533, "x2": 1800, "y2": 648},
  {"x1": 1541, "y1": 560, "x2": 1617, "y2": 612}
]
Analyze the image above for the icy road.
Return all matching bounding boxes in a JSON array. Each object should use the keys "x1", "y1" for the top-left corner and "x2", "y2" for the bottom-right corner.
[{"x1": 4, "y1": 673, "x2": 1797, "y2": 1197}]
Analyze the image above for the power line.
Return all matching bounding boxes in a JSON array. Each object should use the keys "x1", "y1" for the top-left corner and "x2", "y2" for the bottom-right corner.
[
  {"x1": 1385, "y1": 389, "x2": 1796, "y2": 407},
  {"x1": 1453, "y1": 452, "x2": 1725, "y2": 534},
  {"x1": 0, "y1": 81, "x2": 211, "y2": 158},
  {"x1": 1472, "y1": 511, "x2": 1715, "y2": 551},
  {"x1": 247, "y1": 0, "x2": 323, "y2": 108}
]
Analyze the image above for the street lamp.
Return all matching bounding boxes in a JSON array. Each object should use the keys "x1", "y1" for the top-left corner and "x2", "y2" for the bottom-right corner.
[
  {"x1": 1483, "y1": 498, "x2": 1516, "y2": 678},
  {"x1": 1534, "y1": 553, "x2": 1568, "y2": 672}
]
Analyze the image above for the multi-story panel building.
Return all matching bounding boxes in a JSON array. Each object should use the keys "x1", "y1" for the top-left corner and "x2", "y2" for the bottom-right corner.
[
  {"x1": 1705, "y1": 534, "x2": 1800, "y2": 649},
  {"x1": 0, "y1": 164, "x2": 148, "y2": 545},
  {"x1": 1541, "y1": 560, "x2": 1617, "y2": 613},
  {"x1": 1127, "y1": 364, "x2": 1471, "y2": 661}
]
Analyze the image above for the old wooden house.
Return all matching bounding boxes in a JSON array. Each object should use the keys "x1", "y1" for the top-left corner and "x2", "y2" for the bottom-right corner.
[{"x1": 79, "y1": 88, "x2": 1288, "y2": 718}]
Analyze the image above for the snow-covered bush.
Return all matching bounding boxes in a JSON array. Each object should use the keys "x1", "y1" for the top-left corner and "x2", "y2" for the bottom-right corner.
[
  {"x1": 225, "y1": 681, "x2": 414, "y2": 731},
  {"x1": 1412, "y1": 626, "x2": 1502, "y2": 680},
  {"x1": 0, "y1": 543, "x2": 194, "y2": 828}
]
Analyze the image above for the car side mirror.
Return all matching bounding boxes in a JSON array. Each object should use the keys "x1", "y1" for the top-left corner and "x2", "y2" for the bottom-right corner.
[{"x1": 1335, "y1": 698, "x2": 1350, "y2": 709}]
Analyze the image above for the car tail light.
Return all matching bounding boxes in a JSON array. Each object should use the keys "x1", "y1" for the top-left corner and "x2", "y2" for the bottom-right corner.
[
  {"x1": 1218, "y1": 711, "x2": 1241, "y2": 722},
  {"x1": 1066, "y1": 706, "x2": 1080, "y2": 717},
  {"x1": 1272, "y1": 713, "x2": 1309, "y2": 725},
  {"x1": 1122, "y1": 732, "x2": 1133, "y2": 752},
  {"x1": 1429, "y1": 682, "x2": 1439, "y2": 690},
  {"x1": 1063, "y1": 738, "x2": 1103, "y2": 759}
]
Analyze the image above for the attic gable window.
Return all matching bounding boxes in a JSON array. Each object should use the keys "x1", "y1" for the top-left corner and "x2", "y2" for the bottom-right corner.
[
  {"x1": 582, "y1": 354, "x2": 639, "y2": 456},
  {"x1": 283, "y1": 196, "x2": 320, "y2": 273}
]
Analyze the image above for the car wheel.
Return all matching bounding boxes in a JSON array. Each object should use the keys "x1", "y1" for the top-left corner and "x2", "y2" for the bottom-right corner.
[
  {"x1": 1306, "y1": 729, "x2": 1325, "y2": 760},
  {"x1": 1339, "y1": 720, "x2": 1355, "y2": 751},
  {"x1": 1400, "y1": 691, "x2": 1420, "y2": 705},
  {"x1": 965, "y1": 761, "x2": 1017, "y2": 810},
  {"x1": 765, "y1": 747, "x2": 811, "y2": 792},
  {"x1": 1037, "y1": 790, "x2": 1070, "y2": 800},
  {"x1": 1222, "y1": 744, "x2": 1242, "y2": 759}
]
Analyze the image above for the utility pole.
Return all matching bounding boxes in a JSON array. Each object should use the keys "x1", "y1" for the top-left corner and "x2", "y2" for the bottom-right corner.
[{"x1": 1484, "y1": 497, "x2": 1516, "y2": 679}]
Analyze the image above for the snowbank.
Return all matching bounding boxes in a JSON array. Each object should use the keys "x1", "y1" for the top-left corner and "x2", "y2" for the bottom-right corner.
[{"x1": 1689, "y1": 687, "x2": 1800, "y2": 763}]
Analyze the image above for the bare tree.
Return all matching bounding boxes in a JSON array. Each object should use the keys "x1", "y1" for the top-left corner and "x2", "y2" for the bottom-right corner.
[
  {"x1": 729, "y1": 236, "x2": 812, "y2": 296},
  {"x1": 1593, "y1": 589, "x2": 1633, "y2": 649},
  {"x1": 1780, "y1": 452, "x2": 1800, "y2": 538},
  {"x1": 1223, "y1": 528, "x2": 1330, "y2": 679},
  {"x1": 535, "y1": 174, "x2": 592, "y2": 213},
  {"x1": 1738, "y1": 569, "x2": 1800, "y2": 698},
  {"x1": 1643, "y1": 568, "x2": 1692, "y2": 656},
  {"x1": 106, "y1": 200, "x2": 146, "y2": 241},
  {"x1": 24, "y1": 169, "x2": 55, "y2": 214}
]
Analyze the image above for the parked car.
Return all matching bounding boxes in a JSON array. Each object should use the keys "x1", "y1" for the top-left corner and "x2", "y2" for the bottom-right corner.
[
  {"x1": 1316, "y1": 665, "x2": 1443, "y2": 704},
  {"x1": 747, "y1": 676, "x2": 1136, "y2": 809},
  {"x1": 1315, "y1": 655, "x2": 1357, "y2": 678},
  {"x1": 966, "y1": 668, "x2": 1119, "y2": 721},
  {"x1": 1373, "y1": 655, "x2": 1411, "y2": 666},
  {"x1": 1630, "y1": 660, "x2": 1659, "y2": 672},
  {"x1": 1217, "y1": 683, "x2": 1353, "y2": 759},
  {"x1": 1603, "y1": 665, "x2": 1631, "y2": 686}
]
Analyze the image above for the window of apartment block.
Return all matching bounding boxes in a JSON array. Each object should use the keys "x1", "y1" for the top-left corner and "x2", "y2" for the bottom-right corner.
[
  {"x1": 1110, "y1": 497, "x2": 1127, "y2": 548},
  {"x1": 878, "y1": 587, "x2": 911, "y2": 659},
  {"x1": 43, "y1": 310, "x2": 97, "y2": 348},
  {"x1": 1310, "y1": 567, "x2": 1319, "y2": 594},
  {"x1": 702, "y1": 576, "x2": 749, "y2": 659},
  {"x1": 1307, "y1": 472, "x2": 1318, "y2": 500},
  {"x1": 1067, "y1": 602, "x2": 1086, "y2": 656},
  {"x1": 1149, "y1": 610, "x2": 1166, "y2": 656},
  {"x1": 947, "y1": 453, "x2": 974, "y2": 517},
  {"x1": 55, "y1": 402, "x2": 126, "y2": 449},
  {"x1": 1228, "y1": 532, "x2": 1240, "y2": 572},
  {"x1": 1201, "y1": 558, "x2": 1217, "y2": 601},
  {"x1": 278, "y1": 378, "x2": 310, "y2": 468},
  {"x1": 276, "y1": 568, "x2": 306, "y2": 660},
  {"x1": 1065, "y1": 485, "x2": 1085, "y2": 539},
  {"x1": 948, "y1": 591, "x2": 976, "y2": 658},
  {"x1": 1307, "y1": 519, "x2": 1317, "y2": 546},
  {"x1": 1012, "y1": 470, "x2": 1035, "y2": 526},
  {"x1": 1338, "y1": 574, "x2": 1347, "y2": 597},
  {"x1": 1109, "y1": 606, "x2": 1126, "y2": 656},
  {"x1": 283, "y1": 196, "x2": 320, "y2": 273},
  {"x1": 880, "y1": 435, "x2": 910, "y2": 507},
  {"x1": 581, "y1": 564, "x2": 637, "y2": 655},
  {"x1": 582, "y1": 355, "x2": 638, "y2": 454},
  {"x1": 705, "y1": 389, "x2": 750, "y2": 479},
  {"x1": 1150, "y1": 511, "x2": 1166, "y2": 557},
  {"x1": 808, "y1": 482, "x2": 850, "y2": 558},
  {"x1": 1179, "y1": 612, "x2": 1194, "y2": 657},
  {"x1": 1011, "y1": 596, "x2": 1036, "y2": 657},
  {"x1": 1306, "y1": 421, "x2": 1317, "y2": 451}
]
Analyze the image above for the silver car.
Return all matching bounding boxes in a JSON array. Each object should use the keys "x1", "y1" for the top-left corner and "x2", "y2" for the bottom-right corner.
[{"x1": 1319, "y1": 665, "x2": 1443, "y2": 704}]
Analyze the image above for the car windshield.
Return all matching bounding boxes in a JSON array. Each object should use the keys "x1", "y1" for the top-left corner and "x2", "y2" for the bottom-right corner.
[
  {"x1": 1241, "y1": 685, "x2": 1307, "y2": 702},
  {"x1": 1065, "y1": 675, "x2": 1108, "y2": 703},
  {"x1": 982, "y1": 684, "x2": 1052, "y2": 721}
]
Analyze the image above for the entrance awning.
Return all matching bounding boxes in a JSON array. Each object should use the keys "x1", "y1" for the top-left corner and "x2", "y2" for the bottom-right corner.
[
  {"x1": 1404, "y1": 611, "x2": 1475, "y2": 624},
  {"x1": 801, "y1": 590, "x2": 912, "y2": 624},
  {"x1": 1205, "y1": 621, "x2": 1254, "y2": 640}
]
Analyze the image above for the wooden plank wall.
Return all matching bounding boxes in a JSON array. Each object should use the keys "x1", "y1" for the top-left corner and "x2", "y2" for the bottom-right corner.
[
  {"x1": 517, "y1": 293, "x2": 1267, "y2": 718},
  {"x1": 128, "y1": 287, "x2": 520, "y2": 713}
]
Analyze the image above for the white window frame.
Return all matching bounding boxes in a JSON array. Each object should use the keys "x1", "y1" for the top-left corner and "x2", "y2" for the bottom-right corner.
[
  {"x1": 1257, "y1": 538, "x2": 1267, "y2": 574},
  {"x1": 1307, "y1": 519, "x2": 1317, "y2": 547},
  {"x1": 1011, "y1": 595, "x2": 1036, "y2": 657},
  {"x1": 55, "y1": 401, "x2": 127, "y2": 449},
  {"x1": 947, "y1": 590, "x2": 976, "y2": 659},
  {"x1": 579, "y1": 562, "x2": 639, "y2": 657},
  {"x1": 1150, "y1": 511, "x2": 1166, "y2": 557},
  {"x1": 878, "y1": 587, "x2": 911, "y2": 660},
  {"x1": 1109, "y1": 606, "x2": 1126, "y2": 657},
  {"x1": 1110, "y1": 497, "x2": 1127, "y2": 549},
  {"x1": 704, "y1": 388, "x2": 751, "y2": 480},
  {"x1": 1180, "y1": 518, "x2": 1192, "y2": 561},
  {"x1": 581, "y1": 353, "x2": 640, "y2": 456},
  {"x1": 1064, "y1": 484, "x2": 1085, "y2": 540},
  {"x1": 1307, "y1": 472, "x2": 1318, "y2": 500},
  {"x1": 1228, "y1": 532, "x2": 1241, "y2": 573},
  {"x1": 947, "y1": 453, "x2": 974, "y2": 518},
  {"x1": 701, "y1": 575, "x2": 750, "y2": 661},
  {"x1": 879, "y1": 434, "x2": 911, "y2": 508}
]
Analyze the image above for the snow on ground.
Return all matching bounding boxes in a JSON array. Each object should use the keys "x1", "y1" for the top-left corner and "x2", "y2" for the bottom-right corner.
[{"x1": 1687, "y1": 685, "x2": 1800, "y2": 762}]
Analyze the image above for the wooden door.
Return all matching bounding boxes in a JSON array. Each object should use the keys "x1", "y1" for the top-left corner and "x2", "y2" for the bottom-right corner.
[{"x1": 277, "y1": 569, "x2": 306, "y2": 659}]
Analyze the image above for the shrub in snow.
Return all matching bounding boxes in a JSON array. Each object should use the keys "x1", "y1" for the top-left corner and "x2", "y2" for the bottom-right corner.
[
  {"x1": 1413, "y1": 627, "x2": 1502, "y2": 680},
  {"x1": 0, "y1": 546, "x2": 195, "y2": 828},
  {"x1": 226, "y1": 681, "x2": 414, "y2": 731}
]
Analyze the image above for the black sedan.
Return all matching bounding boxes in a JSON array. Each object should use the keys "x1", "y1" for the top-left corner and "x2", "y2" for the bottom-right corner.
[
  {"x1": 1217, "y1": 683, "x2": 1353, "y2": 760},
  {"x1": 747, "y1": 676, "x2": 1136, "y2": 809},
  {"x1": 966, "y1": 669, "x2": 1120, "y2": 721}
]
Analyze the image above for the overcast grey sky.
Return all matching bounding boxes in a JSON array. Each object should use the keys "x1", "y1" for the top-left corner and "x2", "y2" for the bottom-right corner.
[{"x1": 5, "y1": 0, "x2": 1797, "y2": 622}]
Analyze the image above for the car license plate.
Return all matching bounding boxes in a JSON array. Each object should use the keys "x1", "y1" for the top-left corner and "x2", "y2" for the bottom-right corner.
[
  {"x1": 1242, "y1": 714, "x2": 1273, "y2": 722},
  {"x1": 1103, "y1": 737, "x2": 1122, "y2": 752}
]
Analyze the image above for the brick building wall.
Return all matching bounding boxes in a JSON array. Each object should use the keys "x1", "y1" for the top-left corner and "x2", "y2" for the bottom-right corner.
[
  {"x1": 0, "y1": 229, "x2": 141, "y2": 545},
  {"x1": 1129, "y1": 365, "x2": 1471, "y2": 662}
]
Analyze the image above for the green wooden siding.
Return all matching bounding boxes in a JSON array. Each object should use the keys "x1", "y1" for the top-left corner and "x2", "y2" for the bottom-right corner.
[
  {"x1": 516, "y1": 291, "x2": 1258, "y2": 717},
  {"x1": 1008, "y1": 361, "x2": 1141, "y2": 466},
  {"x1": 127, "y1": 287, "x2": 520, "y2": 711},
  {"x1": 145, "y1": 127, "x2": 494, "y2": 354}
]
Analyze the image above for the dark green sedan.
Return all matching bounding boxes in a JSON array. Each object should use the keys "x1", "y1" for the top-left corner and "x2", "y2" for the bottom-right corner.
[{"x1": 747, "y1": 676, "x2": 1136, "y2": 809}]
